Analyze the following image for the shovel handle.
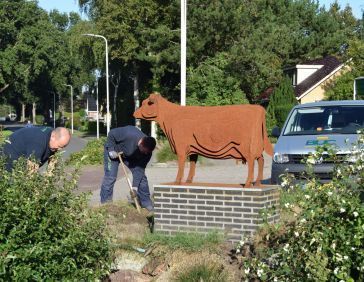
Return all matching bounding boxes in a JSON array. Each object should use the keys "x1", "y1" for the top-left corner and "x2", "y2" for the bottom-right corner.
[{"x1": 118, "y1": 153, "x2": 141, "y2": 213}]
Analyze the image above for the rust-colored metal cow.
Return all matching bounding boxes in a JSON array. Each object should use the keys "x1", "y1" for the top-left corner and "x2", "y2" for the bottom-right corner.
[{"x1": 133, "y1": 92, "x2": 273, "y2": 187}]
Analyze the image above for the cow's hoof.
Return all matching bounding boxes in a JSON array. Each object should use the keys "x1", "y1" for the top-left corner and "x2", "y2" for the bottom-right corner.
[
  {"x1": 186, "y1": 179, "x2": 193, "y2": 183},
  {"x1": 244, "y1": 183, "x2": 252, "y2": 188},
  {"x1": 254, "y1": 181, "x2": 262, "y2": 187},
  {"x1": 174, "y1": 180, "x2": 182, "y2": 185}
]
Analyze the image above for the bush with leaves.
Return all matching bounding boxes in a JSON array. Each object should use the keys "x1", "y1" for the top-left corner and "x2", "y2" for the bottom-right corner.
[
  {"x1": 0, "y1": 155, "x2": 113, "y2": 280},
  {"x1": 67, "y1": 137, "x2": 106, "y2": 166},
  {"x1": 266, "y1": 76, "x2": 297, "y2": 131},
  {"x1": 238, "y1": 136, "x2": 364, "y2": 281}
]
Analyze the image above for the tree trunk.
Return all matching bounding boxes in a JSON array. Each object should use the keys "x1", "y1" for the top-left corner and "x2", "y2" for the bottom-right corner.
[
  {"x1": 21, "y1": 103, "x2": 25, "y2": 122},
  {"x1": 111, "y1": 70, "x2": 121, "y2": 127},
  {"x1": 133, "y1": 74, "x2": 141, "y2": 129},
  {"x1": 32, "y1": 102, "x2": 36, "y2": 124}
]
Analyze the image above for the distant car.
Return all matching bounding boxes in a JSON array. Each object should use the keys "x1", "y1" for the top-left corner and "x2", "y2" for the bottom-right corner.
[
  {"x1": 271, "y1": 100, "x2": 364, "y2": 184},
  {"x1": 6, "y1": 113, "x2": 17, "y2": 121}
]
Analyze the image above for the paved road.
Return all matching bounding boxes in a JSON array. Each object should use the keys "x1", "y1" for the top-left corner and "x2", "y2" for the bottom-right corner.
[{"x1": 86, "y1": 153, "x2": 273, "y2": 206}]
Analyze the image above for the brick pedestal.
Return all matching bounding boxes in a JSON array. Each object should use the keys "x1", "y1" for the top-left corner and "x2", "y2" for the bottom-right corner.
[{"x1": 153, "y1": 183, "x2": 280, "y2": 243}]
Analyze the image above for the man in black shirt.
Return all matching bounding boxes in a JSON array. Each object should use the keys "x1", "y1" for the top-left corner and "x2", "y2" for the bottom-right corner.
[
  {"x1": 2, "y1": 127, "x2": 71, "y2": 172},
  {"x1": 100, "y1": 126, "x2": 156, "y2": 211}
]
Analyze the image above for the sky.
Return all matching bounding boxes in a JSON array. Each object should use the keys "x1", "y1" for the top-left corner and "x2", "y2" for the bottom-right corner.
[{"x1": 37, "y1": 0, "x2": 363, "y2": 19}]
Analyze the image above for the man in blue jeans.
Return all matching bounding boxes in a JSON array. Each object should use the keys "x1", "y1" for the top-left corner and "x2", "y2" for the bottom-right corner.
[{"x1": 100, "y1": 126, "x2": 156, "y2": 211}]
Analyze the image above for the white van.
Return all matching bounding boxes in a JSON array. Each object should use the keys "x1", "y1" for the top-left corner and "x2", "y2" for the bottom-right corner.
[{"x1": 271, "y1": 100, "x2": 364, "y2": 184}]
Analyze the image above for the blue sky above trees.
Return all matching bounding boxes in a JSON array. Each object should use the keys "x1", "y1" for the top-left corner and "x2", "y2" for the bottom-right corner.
[{"x1": 38, "y1": 0, "x2": 363, "y2": 19}]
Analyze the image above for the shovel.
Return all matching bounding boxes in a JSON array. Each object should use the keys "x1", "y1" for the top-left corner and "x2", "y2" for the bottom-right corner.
[{"x1": 118, "y1": 153, "x2": 141, "y2": 214}]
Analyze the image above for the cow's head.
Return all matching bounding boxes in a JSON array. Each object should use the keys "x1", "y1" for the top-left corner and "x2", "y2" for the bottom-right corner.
[{"x1": 133, "y1": 92, "x2": 161, "y2": 121}]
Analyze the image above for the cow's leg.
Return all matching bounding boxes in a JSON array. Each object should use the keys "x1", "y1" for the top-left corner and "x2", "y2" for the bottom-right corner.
[
  {"x1": 175, "y1": 153, "x2": 187, "y2": 184},
  {"x1": 254, "y1": 155, "x2": 264, "y2": 187},
  {"x1": 244, "y1": 157, "x2": 255, "y2": 188},
  {"x1": 186, "y1": 154, "x2": 198, "y2": 183}
]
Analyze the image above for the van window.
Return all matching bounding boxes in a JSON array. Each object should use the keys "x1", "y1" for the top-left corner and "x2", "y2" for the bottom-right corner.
[{"x1": 283, "y1": 106, "x2": 364, "y2": 135}]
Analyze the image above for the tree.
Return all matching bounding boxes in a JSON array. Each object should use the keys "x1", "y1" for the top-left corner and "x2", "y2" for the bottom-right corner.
[
  {"x1": 187, "y1": 52, "x2": 248, "y2": 106},
  {"x1": 266, "y1": 76, "x2": 297, "y2": 129}
]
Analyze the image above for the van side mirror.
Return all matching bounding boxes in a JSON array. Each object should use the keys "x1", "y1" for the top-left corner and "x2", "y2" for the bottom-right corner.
[{"x1": 271, "y1": 126, "x2": 281, "y2": 137}]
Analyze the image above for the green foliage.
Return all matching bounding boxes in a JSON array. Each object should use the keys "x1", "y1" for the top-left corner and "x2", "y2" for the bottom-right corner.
[
  {"x1": 0, "y1": 130, "x2": 12, "y2": 144},
  {"x1": 266, "y1": 76, "x2": 297, "y2": 130},
  {"x1": 240, "y1": 136, "x2": 364, "y2": 281},
  {"x1": 86, "y1": 120, "x2": 107, "y2": 134},
  {"x1": 67, "y1": 137, "x2": 106, "y2": 166},
  {"x1": 325, "y1": 39, "x2": 364, "y2": 100},
  {"x1": 143, "y1": 231, "x2": 224, "y2": 252},
  {"x1": 156, "y1": 141, "x2": 177, "y2": 163},
  {"x1": 175, "y1": 262, "x2": 228, "y2": 282},
  {"x1": 0, "y1": 156, "x2": 113, "y2": 280},
  {"x1": 35, "y1": 114, "x2": 45, "y2": 124},
  {"x1": 187, "y1": 53, "x2": 248, "y2": 106}
]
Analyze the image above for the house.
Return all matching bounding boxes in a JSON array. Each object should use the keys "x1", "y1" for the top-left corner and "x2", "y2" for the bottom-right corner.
[
  {"x1": 85, "y1": 93, "x2": 99, "y2": 121},
  {"x1": 287, "y1": 56, "x2": 348, "y2": 103},
  {"x1": 260, "y1": 56, "x2": 348, "y2": 104}
]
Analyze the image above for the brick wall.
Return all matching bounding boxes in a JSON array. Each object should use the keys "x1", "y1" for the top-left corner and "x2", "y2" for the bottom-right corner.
[{"x1": 153, "y1": 184, "x2": 280, "y2": 244}]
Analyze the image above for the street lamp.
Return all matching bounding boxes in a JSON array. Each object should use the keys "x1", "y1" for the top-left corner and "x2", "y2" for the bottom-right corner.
[
  {"x1": 82, "y1": 33, "x2": 110, "y2": 134},
  {"x1": 64, "y1": 84, "x2": 74, "y2": 134}
]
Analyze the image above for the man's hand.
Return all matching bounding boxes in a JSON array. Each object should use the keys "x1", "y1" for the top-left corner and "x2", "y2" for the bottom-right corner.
[{"x1": 108, "y1": 151, "x2": 119, "y2": 159}]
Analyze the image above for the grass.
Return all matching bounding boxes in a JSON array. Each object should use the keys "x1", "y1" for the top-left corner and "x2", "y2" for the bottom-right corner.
[
  {"x1": 143, "y1": 231, "x2": 224, "y2": 252},
  {"x1": 0, "y1": 130, "x2": 12, "y2": 144}
]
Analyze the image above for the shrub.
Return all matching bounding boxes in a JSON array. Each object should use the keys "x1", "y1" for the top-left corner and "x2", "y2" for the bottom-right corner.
[
  {"x1": 67, "y1": 137, "x2": 106, "y2": 166},
  {"x1": 35, "y1": 115, "x2": 45, "y2": 125},
  {"x1": 0, "y1": 130, "x2": 12, "y2": 144},
  {"x1": 266, "y1": 76, "x2": 297, "y2": 130},
  {"x1": 156, "y1": 141, "x2": 177, "y2": 163},
  {"x1": 239, "y1": 137, "x2": 364, "y2": 281},
  {"x1": 0, "y1": 155, "x2": 113, "y2": 280},
  {"x1": 87, "y1": 121, "x2": 107, "y2": 134}
]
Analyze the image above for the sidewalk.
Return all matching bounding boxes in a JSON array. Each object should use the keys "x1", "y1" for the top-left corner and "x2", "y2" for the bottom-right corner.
[{"x1": 79, "y1": 154, "x2": 272, "y2": 207}]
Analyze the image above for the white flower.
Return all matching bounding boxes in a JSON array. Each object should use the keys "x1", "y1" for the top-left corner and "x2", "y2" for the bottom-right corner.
[
  {"x1": 328, "y1": 191, "x2": 333, "y2": 196},
  {"x1": 244, "y1": 267, "x2": 250, "y2": 274},
  {"x1": 305, "y1": 194, "x2": 310, "y2": 199},
  {"x1": 300, "y1": 218, "x2": 307, "y2": 223},
  {"x1": 294, "y1": 231, "x2": 299, "y2": 237},
  {"x1": 340, "y1": 208, "x2": 345, "y2": 213},
  {"x1": 344, "y1": 255, "x2": 349, "y2": 260},
  {"x1": 331, "y1": 242, "x2": 336, "y2": 250},
  {"x1": 284, "y1": 203, "x2": 290, "y2": 208},
  {"x1": 351, "y1": 247, "x2": 356, "y2": 251},
  {"x1": 274, "y1": 278, "x2": 278, "y2": 282},
  {"x1": 283, "y1": 243, "x2": 290, "y2": 252},
  {"x1": 353, "y1": 211, "x2": 359, "y2": 217},
  {"x1": 236, "y1": 249, "x2": 240, "y2": 254},
  {"x1": 334, "y1": 267, "x2": 339, "y2": 275},
  {"x1": 257, "y1": 268, "x2": 264, "y2": 278}
]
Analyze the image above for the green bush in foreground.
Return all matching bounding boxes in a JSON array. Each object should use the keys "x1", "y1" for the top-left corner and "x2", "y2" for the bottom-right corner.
[
  {"x1": 239, "y1": 137, "x2": 364, "y2": 281},
  {"x1": 67, "y1": 137, "x2": 106, "y2": 166},
  {"x1": 0, "y1": 156, "x2": 113, "y2": 280}
]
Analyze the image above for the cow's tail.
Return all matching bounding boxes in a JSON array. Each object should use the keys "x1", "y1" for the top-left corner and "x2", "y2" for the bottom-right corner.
[{"x1": 262, "y1": 110, "x2": 274, "y2": 156}]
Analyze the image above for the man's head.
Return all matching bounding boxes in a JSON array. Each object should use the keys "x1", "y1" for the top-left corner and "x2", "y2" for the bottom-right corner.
[
  {"x1": 49, "y1": 127, "x2": 71, "y2": 152},
  {"x1": 138, "y1": 136, "x2": 156, "y2": 155}
]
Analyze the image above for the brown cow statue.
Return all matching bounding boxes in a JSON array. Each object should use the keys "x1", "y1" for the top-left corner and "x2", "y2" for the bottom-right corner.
[{"x1": 133, "y1": 92, "x2": 273, "y2": 187}]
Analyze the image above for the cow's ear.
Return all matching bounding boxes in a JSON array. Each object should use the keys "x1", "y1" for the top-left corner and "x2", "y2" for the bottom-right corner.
[{"x1": 148, "y1": 97, "x2": 156, "y2": 105}]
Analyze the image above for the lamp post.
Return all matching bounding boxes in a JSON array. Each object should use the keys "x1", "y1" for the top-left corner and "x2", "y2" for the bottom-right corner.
[
  {"x1": 64, "y1": 84, "x2": 74, "y2": 133},
  {"x1": 95, "y1": 78, "x2": 100, "y2": 139},
  {"x1": 181, "y1": 0, "x2": 187, "y2": 106},
  {"x1": 82, "y1": 33, "x2": 110, "y2": 134}
]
